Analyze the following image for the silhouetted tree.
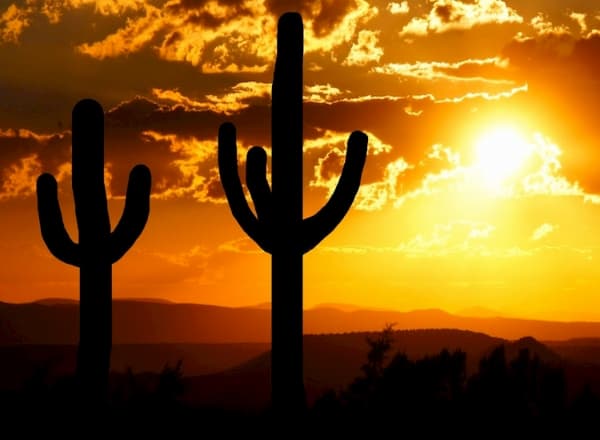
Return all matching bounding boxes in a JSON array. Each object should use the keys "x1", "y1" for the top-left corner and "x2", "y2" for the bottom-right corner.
[
  {"x1": 362, "y1": 324, "x2": 395, "y2": 379},
  {"x1": 36, "y1": 99, "x2": 152, "y2": 406},
  {"x1": 155, "y1": 360, "x2": 185, "y2": 406},
  {"x1": 218, "y1": 12, "x2": 368, "y2": 416}
]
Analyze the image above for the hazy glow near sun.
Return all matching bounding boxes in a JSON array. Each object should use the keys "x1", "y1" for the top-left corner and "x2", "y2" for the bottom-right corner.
[{"x1": 473, "y1": 126, "x2": 532, "y2": 190}]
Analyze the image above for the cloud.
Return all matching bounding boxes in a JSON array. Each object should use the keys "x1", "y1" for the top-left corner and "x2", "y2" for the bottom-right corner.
[
  {"x1": 306, "y1": 129, "x2": 395, "y2": 209},
  {"x1": 528, "y1": 12, "x2": 571, "y2": 37},
  {"x1": 0, "y1": 154, "x2": 42, "y2": 201},
  {"x1": 399, "y1": 0, "x2": 522, "y2": 37},
  {"x1": 0, "y1": 0, "x2": 384, "y2": 76},
  {"x1": 302, "y1": 0, "x2": 379, "y2": 56},
  {"x1": 217, "y1": 237, "x2": 263, "y2": 254},
  {"x1": 140, "y1": 130, "x2": 225, "y2": 203},
  {"x1": 304, "y1": 84, "x2": 346, "y2": 103},
  {"x1": 43, "y1": 0, "x2": 146, "y2": 22},
  {"x1": 394, "y1": 221, "x2": 497, "y2": 258},
  {"x1": 387, "y1": 1, "x2": 409, "y2": 15},
  {"x1": 3, "y1": 0, "x2": 377, "y2": 72},
  {"x1": 0, "y1": 4, "x2": 31, "y2": 43},
  {"x1": 531, "y1": 223, "x2": 556, "y2": 241},
  {"x1": 433, "y1": 83, "x2": 528, "y2": 103},
  {"x1": 373, "y1": 57, "x2": 512, "y2": 84},
  {"x1": 152, "y1": 82, "x2": 271, "y2": 115},
  {"x1": 266, "y1": 0, "x2": 378, "y2": 55},
  {"x1": 0, "y1": 0, "x2": 148, "y2": 43},
  {"x1": 350, "y1": 127, "x2": 598, "y2": 212},
  {"x1": 569, "y1": 12, "x2": 588, "y2": 35},
  {"x1": 0, "y1": 128, "x2": 71, "y2": 201},
  {"x1": 150, "y1": 244, "x2": 210, "y2": 268},
  {"x1": 77, "y1": 3, "x2": 163, "y2": 58},
  {"x1": 343, "y1": 29, "x2": 384, "y2": 66},
  {"x1": 352, "y1": 158, "x2": 411, "y2": 210}
]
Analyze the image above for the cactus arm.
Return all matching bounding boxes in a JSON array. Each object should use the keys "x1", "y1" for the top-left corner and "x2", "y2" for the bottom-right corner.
[
  {"x1": 302, "y1": 130, "x2": 368, "y2": 253},
  {"x1": 109, "y1": 164, "x2": 152, "y2": 263},
  {"x1": 218, "y1": 122, "x2": 271, "y2": 252},
  {"x1": 36, "y1": 173, "x2": 80, "y2": 266},
  {"x1": 246, "y1": 146, "x2": 272, "y2": 223}
]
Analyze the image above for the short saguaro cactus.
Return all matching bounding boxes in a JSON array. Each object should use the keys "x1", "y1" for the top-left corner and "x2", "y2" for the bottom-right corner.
[{"x1": 36, "y1": 99, "x2": 151, "y2": 405}]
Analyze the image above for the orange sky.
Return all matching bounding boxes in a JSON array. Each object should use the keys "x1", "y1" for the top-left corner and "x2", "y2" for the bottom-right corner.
[{"x1": 2, "y1": 0, "x2": 600, "y2": 321}]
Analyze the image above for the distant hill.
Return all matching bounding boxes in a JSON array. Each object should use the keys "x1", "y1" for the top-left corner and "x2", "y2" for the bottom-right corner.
[
  {"x1": 176, "y1": 330, "x2": 571, "y2": 409},
  {"x1": 2, "y1": 326, "x2": 600, "y2": 411},
  {"x1": 4, "y1": 299, "x2": 600, "y2": 344}
]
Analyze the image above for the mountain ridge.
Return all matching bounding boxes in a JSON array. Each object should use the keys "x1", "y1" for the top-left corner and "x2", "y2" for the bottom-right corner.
[{"x1": 3, "y1": 299, "x2": 600, "y2": 343}]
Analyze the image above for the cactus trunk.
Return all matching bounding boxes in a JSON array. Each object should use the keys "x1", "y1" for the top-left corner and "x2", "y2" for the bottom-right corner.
[
  {"x1": 36, "y1": 99, "x2": 151, "y2": 406},
  {"x1": 271, "y1": 12, "x2": 305, "y2": 413},
  {"x1": 218, "y1": 12, "x2": 368, "y2": 417},
  {"x1": 79, "y1": 264, "x2": 112, "y2": 401},
  {"x1": 72, "y1": 100, "x2": 112, "y2": 402},
  {"x1": 272, "y1": 253, "x2": 304, "y2": 412}
]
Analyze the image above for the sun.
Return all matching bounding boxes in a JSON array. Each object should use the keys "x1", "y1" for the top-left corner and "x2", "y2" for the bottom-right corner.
[{"x1": 473, "y1": 125, "x2": 532, "y2": 191}]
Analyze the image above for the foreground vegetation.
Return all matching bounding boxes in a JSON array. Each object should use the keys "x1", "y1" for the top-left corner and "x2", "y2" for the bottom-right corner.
[{"x1": 1, "y1": 327, "x2": 599, "y2": 433}]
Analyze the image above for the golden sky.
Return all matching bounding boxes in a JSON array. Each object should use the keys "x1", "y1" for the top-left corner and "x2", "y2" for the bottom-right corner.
[{"x1": 1, "y1": 0, "x2": 600, "y2": 321}]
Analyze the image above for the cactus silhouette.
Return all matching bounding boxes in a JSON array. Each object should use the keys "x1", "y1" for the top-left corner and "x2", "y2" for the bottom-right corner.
[
  {"x1": 218, "y1": 12, "x2": 368, "y2": 415},
  {"x1": 36, "y1": 99, "x2": 151, "y2": 405}
]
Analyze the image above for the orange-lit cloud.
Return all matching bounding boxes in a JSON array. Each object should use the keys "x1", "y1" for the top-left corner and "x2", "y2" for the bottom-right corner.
[
  {"x1": 0, "y1": 128, "x2": 71, "y2": 201},
  {"x1": 343, "y1": 29, "x2": 384, "y2": 66},
  {"x1": 157, "y1": 1, "x2": 275, "y2": 73},
  {"x1": 217, "y1": 237, "x2": 262, "y2": 255},
  {"x1": 300, "y1": 0, "x2": 379, "y2": 55},
  {"x1": 140, "y1": 130, "x2": 225, "y2": 204},
  {"x1": 78, "y1": 3, "x2": 163, "y2": 59},
  {"x1": 306, "y1": 129, "x2": 396, "y2": 209},
  {"x1": 387, "y1": 1, "x2": 409, "y2": 15},
  {"x1": 350, "y1": 129, "x2": 600, "y2": 213},
  {"x1": 152, "y1": 82, "x2": 271, "y2": 115},
  {"x1": 0, "y1": 4, "x2": 31, "y2": 43},
  {"x1": 395, "y1": 221, "x2": 496, "y2": 257},
  {"x1": 352, "y1": 158, "x2": 411, "y2": 211},
  {"x1": 531, "y1": 223, "x2": 556, "y2": 241},
  {"x1": 529, "y1": 12, "x2": 571, "y2": 37},
  {"x1": 0, "y1": 154, "x2": 42, "y2": 201},
  {"x1": 569, "y1": 12, "x2": 588, "y2": 35},
  {"x1": 0, "y1": 128, "x2": 58, "y2": 143},
  {"x1": 41, "y1": 0, "x2": 146, "y2": 23},
  {"x1": 304, "y1": 84, "x2": 346, "y2": 103},
  {"x1": 3, "y1": 0, "x2": 376, "y2": 72},
  {"x1": 0, "y1": 0, "x2": 147, "y2": 42},
  {"x1": 399, "y1": 0, "x2": 522, "y2": 37},
  {"x1": 373, "y1": 57, "x2": 512, "y2": 84},
  {"x1": 433, "y1": 83, "x2": 528, "y2": 103}
]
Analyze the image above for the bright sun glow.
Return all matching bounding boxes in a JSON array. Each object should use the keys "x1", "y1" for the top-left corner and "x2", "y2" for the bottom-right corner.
[{"x1": 473, "y1": 126, "x2": 532, "y2": 191}]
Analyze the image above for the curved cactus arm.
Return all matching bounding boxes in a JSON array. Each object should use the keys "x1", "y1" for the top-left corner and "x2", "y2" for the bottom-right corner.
[
  {"x1": 301, "y1": 130, "x2": 368, "y2": 253},
  {"x1": 109, "y1": 164, "x2": 152, "y2": 263},
  {"x1": 246, "y1": 146, "x2": 272, "y2": 223},
  {"x1": 36, "y1": 173, "x2": 80, "y2": 266},
  {"x1": 218, "y1": 122, "x2": 271, "y2": 252}
]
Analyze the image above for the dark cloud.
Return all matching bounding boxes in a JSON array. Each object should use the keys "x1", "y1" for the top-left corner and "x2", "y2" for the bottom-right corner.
[
  {"x1": 0, "y1": 130, "x2": 68, "y2": 171},
  {"x1": 265, "y1": 0, "x2": 356, "y2": 36},
  {"x1": 166, "y1": 0, "x2": 256, "y2": 27},
  {"x1": 434, "y1": 4, "x2": 459, "y2": 23}
]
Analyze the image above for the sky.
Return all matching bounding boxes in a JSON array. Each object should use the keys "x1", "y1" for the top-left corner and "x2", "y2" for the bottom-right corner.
[{"x1": 1, "y1": 0, "x2": 600, "y2": 321}]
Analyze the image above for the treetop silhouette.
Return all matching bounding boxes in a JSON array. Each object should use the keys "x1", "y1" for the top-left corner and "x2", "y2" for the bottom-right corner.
[
  {"x1": 218, "y1": 12, "x2": 368, "y2": 416},
  {"x1": 36, "y1": 98, "x2": 151, "y2": 406}
]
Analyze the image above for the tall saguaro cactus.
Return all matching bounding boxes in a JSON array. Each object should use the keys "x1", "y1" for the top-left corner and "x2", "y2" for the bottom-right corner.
[
  {"x1": 36, "y1": 99, "x2": 151, "y2": 404},
  {"x1": 218, "y1": 12, "x2": 368, "y2": 414}
]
